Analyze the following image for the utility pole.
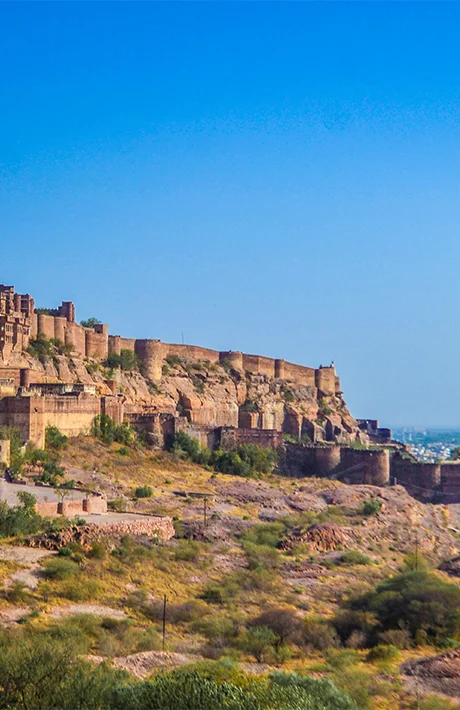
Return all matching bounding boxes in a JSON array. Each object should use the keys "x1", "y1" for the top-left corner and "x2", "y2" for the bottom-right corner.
[
  {"x1": 162, "y1": 594, "x2": 167, "y2": 651},
  {"x1": 415, "y1": 530, "x2": 419, "y2": 571},
  {"x1": 203, "y1": 496, "x2": 208, "y2": 529}
]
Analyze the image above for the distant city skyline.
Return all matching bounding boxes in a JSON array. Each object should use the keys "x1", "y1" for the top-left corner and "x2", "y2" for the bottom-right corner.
[{"x1": 2, "y1": 2, "x2": 460, "y2": 426}]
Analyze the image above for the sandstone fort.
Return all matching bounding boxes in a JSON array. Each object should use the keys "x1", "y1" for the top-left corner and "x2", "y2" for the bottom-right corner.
[{"x1": 1, "y1": 283, "x2": 458, "y2": 502}]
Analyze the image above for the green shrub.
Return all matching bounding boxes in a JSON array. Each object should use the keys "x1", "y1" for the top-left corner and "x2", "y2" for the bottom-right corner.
[
  {"x1": 167, "y1": 431, "x2": 210, "y2": 466},
  {"x1": 333, "y1": 610, "x2": 376, "y2": 646},
  {"x1": 338, "y1": 551, "x2": 373, "y2": 566},
  {"x1": 92, "y1": 414, "x2": 135, "y2": 445},
  {"x1": 241, "y1": 625, "x2": 277, "y2": 662},
  {"x1": 105, "y1": 349, "x2": 142, "y2": 372},
  {"x1": 402, "y1": 551, "x2": 429, "y2": 572},
  {"x1": 5, "y1": 581, "x2": 31, "y2": 604},
  {"x1": 366, "y1": 644, "x2": 400, "y2": 662},
  {"x1": 135, "y1": 485, "x2": 153, "y2": 498},
  {"x1": 0, "y1": 492, "x2": 43, "y2": 538},
  {"x1": 45, "y1": 426, "x2": 68, "y2": 453},
  {"x1": 212, "y1": 445, "x2": 277, "y2": 477},
  {"x1": 243, "y1": 542, "x2": 280, "y2": 571},
  {"x1": 35, "y1": 460, "x2": 65, "y2": 486},
  {"x1": 212, "y1": 450, "x2": 252, "y2": 477},
  {"x1": 200, "y1": 583, "x2": 228, "y2": 605},
  {"x1": 241, "y1": 522, "x2": 286, "y2": 548},
  {"x1": 26, "y1": 334, "x2": 53, "y2": 363},
  {"x1": 174, "y1": 540, "x2": 201, "y2": 562},
  {"x1": 87, "y1": 542, "x2": 106, "y2": 560},
  {"x1": 147, "y1": 600, "x2": 207, "y2": 624},
  {"x1": 58, "y1": 547, "x2": 73, "y2": 557},
  {"x1": 352, "y1": 570, "x2": 460, "y2": 644},
  {"x1": 165, "y1": 354, "x2": 182, "y2": 367},
  {"x1": 361, "y1": 498, "x2": 382, "y2": 516},
  {"x1": 302, "y1": 617, "x2": 339, "y2": 651},
  {"x1": 60, "y1": 578, "x2": 100, "y2": 601},
  {"x1": 42, "y1": 558, "x2": 80, "y2": 580},
  {"x1": 249, "y1": 608, "x2": 300, "y2": 648}
]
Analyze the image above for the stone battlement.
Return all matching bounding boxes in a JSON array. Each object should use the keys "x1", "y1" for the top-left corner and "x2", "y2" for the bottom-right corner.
[
  {"x1": 1, "y1": 285, "x2": 337, "y2": 391},
  {"x1": 109, "y1": 336, "x2": 338, "y2": 392},
  {"x1": 0, "y1": 285, "x2": 109, "y2": 360}
]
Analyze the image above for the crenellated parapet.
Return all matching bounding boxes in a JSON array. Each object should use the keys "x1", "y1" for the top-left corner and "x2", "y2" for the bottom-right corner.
[
  {"x1": 2, "y1": 285, "x2": 339, "y2": 394},
  {"x1": 107, "y1": 336, "x2": 338, "y2": 388}
]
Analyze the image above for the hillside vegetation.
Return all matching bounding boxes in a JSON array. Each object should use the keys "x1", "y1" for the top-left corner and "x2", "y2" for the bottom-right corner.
[{"x1": 0, "y1": 428, "x2": 460, "y2": 708}]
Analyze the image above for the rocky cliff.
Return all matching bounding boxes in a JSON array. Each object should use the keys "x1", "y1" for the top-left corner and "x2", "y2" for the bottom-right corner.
[{"x1": 2, "y1": 347, "x2": 362, "y2": 444}]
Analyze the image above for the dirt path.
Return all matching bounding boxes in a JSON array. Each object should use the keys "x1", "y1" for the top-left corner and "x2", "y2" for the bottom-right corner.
[
  {"x1": 48, "y1": 604, "x2": 127, "y2": 619},
  {"x1": 88, "y1": 651, "x2": 271, "y2": 679},
  {"x1": 0, "y1": 546, "x2": 51, "y2": 565},
  {"x1": 89, "y1": 651, "x2": 202, "y2": 678},
  {"x1": 0, "y1": 545, "x2": 53, "y2": 591}
]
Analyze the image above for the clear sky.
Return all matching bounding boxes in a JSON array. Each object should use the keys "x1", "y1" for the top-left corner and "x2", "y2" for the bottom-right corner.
[{"x1": 2, "y1": 2, "x2": 460, "y2": 428}]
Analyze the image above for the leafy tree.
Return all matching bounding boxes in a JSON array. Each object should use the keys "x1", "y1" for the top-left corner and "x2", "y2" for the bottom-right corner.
[
  {"x1": 237, "y1": 444, "x2": 277, "y2": 474},
  {"x1": 249, "y1": 608, "x2": 300, "y2": 649},
  {"x1": 109, "y1": 671, "x2": 257, "y2": 710},
  {"x1": 241, "y1": 626, "x2": 278, "y2": 662},
  {"x1": 352, "y1": 571, "x2": 460, "y2": 644},
  {"x1": 91, "y1": 415, "x2": 135, "y2": 446},
  {"x1": 80, "y1": 317, "x2": 102, "y2": 328},
  {"x1": 105, "y1": 350, "x2": 140, "y2": 372},
  {"x1": 0, "y1": 632, "x2": 124, "y2": 710},
  {"x1": 212, "y1": 450, "x2": 252, "y2": 477},
  {"x1": 167, "y1": 431, "x2": 211, "y2": 466},
  {"x1": 35, "y1": 460, "x2": 65, "y2": 486},
  {"x1": 26, "y1": 334, "x2": 53, "y2": 363},
  {"x1": 45, "y1": 426, "x2": 68, "y2": 454},
  {"x1": 0, "y1": 426, "x2": 24, "y2": 473},
  {"x1": 450, "y1": 447, "x2": 460, "y2": 460},
  {"x1": 0, "y1": 491, "x2": 42, "y2": 538},
  {"x1": 109, "y1": 669, "x2": 357, "y2": 710},
  {"x1": 212, "y1": 445, "x2": 277, "y2": 478},
  {"x1": 105, "y1": 353, "x2": 122, "y2": 369}
]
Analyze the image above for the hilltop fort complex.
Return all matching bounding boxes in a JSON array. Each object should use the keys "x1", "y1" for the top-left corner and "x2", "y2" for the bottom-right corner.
[{"x1": 1, "y1": 283, "x2": 459, "y2": 503}]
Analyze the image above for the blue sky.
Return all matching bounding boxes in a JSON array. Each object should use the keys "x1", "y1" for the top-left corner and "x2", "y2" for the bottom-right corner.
[{"x1": 2, "y1": 2, "x2": 460, "y2": 427}]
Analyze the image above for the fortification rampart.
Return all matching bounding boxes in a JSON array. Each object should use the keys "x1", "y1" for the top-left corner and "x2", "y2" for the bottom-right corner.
[
  {"x1": 278, "y1": 444, "x2": 390, "y2": 486},
  {"x1": 3, "y1": 286, "x2": 340, "y2": 391},
  {"x1": 106, "y1": 334, "x2": 333, "y2": 389},
  {"x1": 0, "y1": 391, "x2": 122, "y2": 448}
]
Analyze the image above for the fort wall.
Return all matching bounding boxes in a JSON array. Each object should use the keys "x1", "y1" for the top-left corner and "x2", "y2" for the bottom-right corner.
[
  {"x1": 134, "y1": 339, "x2": 163, "y2": 381},
  {"x1": 315, "y1": 445, "x2": 342, "y2": 476},
  {"x1": 282, "y1": 361, "x2": 316, "y2": 386},
  {"x1": 220, "y1": 351, "x2": 244, "y2": 369},
  {"x1": 65, "y1": 322, "x2": 86, "y2": 356},
  {"x1": 219, "y1": 426, "x2": 283, "y2": 450},
  {"x1": 339, "y1": 448, "x2": 390, "y2": 486},
  {"x1": 391, "y1": 454, "x2": 442, "y2": 500},
  {"x1": 440, "y1": 463, "x2": 460, "y2": 502},
  {"x1": 85, "y1": 326, "x2": 108, "y2": 359},
  {"x1": 315, "y1": 367, "x2": 336, "y2": 395},
  {"x1": 278, "y1": 444, "x2": 390, "y2": 485},
  {"x1": 0, "y1": 393, "x2": 104, "y2": 448},
  {"x1": 166, "y1": 343, "x2": 220, "y2": 364}
]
